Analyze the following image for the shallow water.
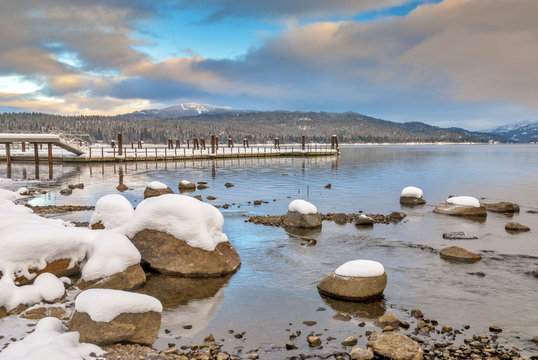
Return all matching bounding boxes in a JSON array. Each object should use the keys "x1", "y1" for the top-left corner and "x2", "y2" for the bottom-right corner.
[{"x1": 1, "y1": 144, "x2": 538, "y2": 357}]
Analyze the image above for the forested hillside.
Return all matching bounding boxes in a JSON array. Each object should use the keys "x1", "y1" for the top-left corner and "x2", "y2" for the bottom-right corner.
[{"x1": 0, "y1": 111, "x2": 503, "y2": 144}]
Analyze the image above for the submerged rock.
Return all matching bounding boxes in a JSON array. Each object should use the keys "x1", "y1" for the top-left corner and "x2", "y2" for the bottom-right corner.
[
  {"x1": 485, "y1": 202, "x2": 520, "y2": 213},
  {"x1": 333, "y1": 213, "x2": 348, "y2": 225},
  {"x1": 367, "y1": 332, "x2": 423, "y2": 360},
  {"x1": 505, "y1": 222, "x2": 530, "y2": 232},
  {"x1": 440, "y1": 246, "x2": 481, "y2": 263},
  {"x1": 442, "y1": 232, "x2": 478, "y2": 240}
]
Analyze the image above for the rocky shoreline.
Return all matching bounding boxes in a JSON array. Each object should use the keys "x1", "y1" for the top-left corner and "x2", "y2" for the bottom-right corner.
[{"x1": 247, "y1": 212, "x2": 406, "y2": 226}]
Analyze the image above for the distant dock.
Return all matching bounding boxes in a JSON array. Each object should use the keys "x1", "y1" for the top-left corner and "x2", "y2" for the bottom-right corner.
[{"x1": 0, "y1": 132, "x2": 339, "y2": 178}]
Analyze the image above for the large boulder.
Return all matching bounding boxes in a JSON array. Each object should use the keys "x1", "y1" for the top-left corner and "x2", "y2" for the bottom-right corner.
[
  {"x1": 283, "y1": 200, "x2": 322, "y2": 229},
  {"x1": 118, "y1": 194, "x2": 240, "y2": 277},
  {"x1": 77, "y1": 264, "x2": 146, "y2": 290},
  {"x1": 318, "y1": 260, "x2": 387, "y2": 301},
  {"x1": 130, "y1": 230, "x2": 240, "y2": 276},
  {"x1": 433, "y1": 196, "x2": 486, "y2": 217},
  {"x1": 485, "y1": 202, "x2": 520, "y2": 213},
  {"x1": 440, "y1": 246, "x2": 481, "y2": 263},
  {"x1": 69, "y1": 289, "x2": 162, "y2": 346},
  {"x1": 400, "y1": 186, "x2": 426, "y2": 205},
  {"x1": 367, "y1": 332, "x2": 423, "y2": 360},
  {"x1": 144, "y1": 181, "x2": 174, "y2": 199}
]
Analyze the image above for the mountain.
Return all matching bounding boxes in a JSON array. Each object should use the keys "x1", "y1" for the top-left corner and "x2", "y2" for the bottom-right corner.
[
  {"x1": 484, "y1": 121, "x2": 538, "y2": 143},
  {"x1": 123, "y1": 102, "x2": 252, "y2": 118}
]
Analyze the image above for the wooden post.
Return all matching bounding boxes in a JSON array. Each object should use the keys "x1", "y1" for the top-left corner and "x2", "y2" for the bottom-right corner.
[
  {"x1": 228, "y1": 138, "x2": 233, "y2": 148},
  {"x1": 211, "y1": 134, "x2": 215, "y2": 154},
  {"x1": 301, "y1": 135, "x2": 306, "y2": 151},
  {"x1": 48, "y1": 143, "x2": 53, "y2": 180},
  {"x1": 117, "y1": 133, "x2": 123, "y2": 156},
  {"x1": 216, "y1": 136, "x2": 219, "y2": 150},
  {"x1": 331, "y1": 135, "x2": 335, "y2": 150},
  {"x1": 187, "y1": 139, "x2": 190, "y2": 149},
  {"x1": 135, "y1": 147, "x2": 137, "y2": 160},
  {"x1": 176, "y1": 140, "x2": 180, "y2": 149},
  {"x1": 131, "y1": 140, "x2": 134, "y2": 149},
  {"x1": 145, "y1": 148, "x2": 148, "y2": 161},
  {"x1": 34, "y1": 143, "x2": 39, "y2": 179},
  {"x1": 111, "y1": 140, "x2": 115, "y2": 148},
  {"x1": 334, "y1": 135, "x2": 339, "y2": 150},
  {"x1": 245, "y1": 139, "x2": 249, "y2": 148},
  {"x1": 138, "y1": 140, "x2": 142, "y2": 149},
  {"x1": 89, "y1": 147, "x2": 92, "y2": 161},
  {"x1": 5, "y1": 143, "x2": 11, "y2": 178},
  {"x1": 22, "y1": 141, "x2": 26, "y2": 152},
  {"x1": 201, "y1": 138, "x2": 206, "y2": 150},
  {"x1": 40, "y1": 143, "x2": 43, "y2": 150},
  {"x1": 113, "y1": 147, "x2": 116, "y2": 159},
  {"x1": 101, "y1": 147, "x2": 104, "y2": 159}
]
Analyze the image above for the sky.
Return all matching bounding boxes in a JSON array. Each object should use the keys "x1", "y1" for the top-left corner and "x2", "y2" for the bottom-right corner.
[{"x1": 0, "y1": 0, "x2": 537, "y2": 129}]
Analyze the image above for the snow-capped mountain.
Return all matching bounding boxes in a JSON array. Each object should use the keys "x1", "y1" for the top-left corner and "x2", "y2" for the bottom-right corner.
[
  {"x1": 484, "y1": 121, "x2": 538, "y2": 143},
  {"x1": 123, "y1": 102, "x2": 251, "y2": 119}
]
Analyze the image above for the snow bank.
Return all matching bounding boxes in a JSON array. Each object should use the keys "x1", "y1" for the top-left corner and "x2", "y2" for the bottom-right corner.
[
  {"x1": 0, "y1": 317, "x2": 103, "y2": 360},
  {"x1": 335, "y1": 260, "x2": 385, "y2": 278},
  {"x1": 288, "y1": 199, "x2": 318, "y2": 215},
  {"x1": 447, "y1": 196, "x2": 480, "y2": 208},
  {"x1": 75, "y1": 289, "x2": 162, "y2": 322},
  {"x1": 0, "y1": 188, "x2": 20, "y2": 201},
  {"x1": 400, "y1": 186, "x2": 423, "y2": 198},
  {"x1": 118, "y1": 194, "x2": 228, "y2": 251},
  {"x1": 81, "y1": 231, "x2": 141, "y2": 281},
  {"x1": 89, "y1": 194, "x2": 134, "y2": 229},
  {"x1": 0, "y1": 199, "x2": 33, "y2": 215},
  {"x1": 0, "y1": 273, "x2": 65, "y2": 312},
  {"x1": 147, "y1": 181, "x2": 168, "y2": 190}
]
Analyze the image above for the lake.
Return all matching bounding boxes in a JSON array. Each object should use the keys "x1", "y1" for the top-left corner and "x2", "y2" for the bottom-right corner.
[{"x1": 1, "y1": 144, "x2": 537, "y2": 358}]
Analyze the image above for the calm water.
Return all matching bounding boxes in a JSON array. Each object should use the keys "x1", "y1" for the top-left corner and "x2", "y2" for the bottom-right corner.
[{"x1": 2, "y1": 145, "x2": 537, "y2": 357}]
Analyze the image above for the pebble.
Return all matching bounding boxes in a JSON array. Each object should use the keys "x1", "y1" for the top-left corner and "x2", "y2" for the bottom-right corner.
[{"x1": 302, "y1": 321, "x2": 317, "y2": 326}]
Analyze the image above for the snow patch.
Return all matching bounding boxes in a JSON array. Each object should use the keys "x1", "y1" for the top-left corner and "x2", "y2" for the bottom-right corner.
[
  {"x1": 288, "y1": 199, "x2": 318, "y2": 215},
  {"x1": 81, "y1": 231, "x2": 141, "y2": 281},
  {"x1": 400, "y1": 186, "x2": 423, "y2": 198},
  {"x1": 89, "y1": 194, "x2": 134, "y2": 229},
  {"x1": 335, "y1": 260, "x2": 385, "y2": 278},
  {"x1": 147, "y1": 181, "x2": 168, "y2": 190},
  {"x1": 0, "y1": 317, "x2": 103, "y2": 360},
  {"x1": 75, "y1": 289, "x2": 162, "y2": 322},
  {"x1": 118, "y1": 194, "x2": 228, "y2": 251},
  {"x1": 446, "y1": 196, "x2": 480, "y2": 208}
]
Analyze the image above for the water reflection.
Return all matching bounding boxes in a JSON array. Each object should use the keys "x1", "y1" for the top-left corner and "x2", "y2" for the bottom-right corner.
[{"x1": 319, "y1": 294, "x2": 387, "y2": 319}]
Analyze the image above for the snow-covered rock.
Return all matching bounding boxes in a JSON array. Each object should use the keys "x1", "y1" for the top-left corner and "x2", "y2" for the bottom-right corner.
[
  {"x1": 119, "y1": 194, "x2": 227, "y2": 251},
  {"x1": 400, "y1": 186, "x2": 426, "y2": 205},
  {"x1": 284, "y1": 199, "x2": 322, "y2": 229},
  {"x1": 69, "y1": 289, "x2": 162, "y2": 345},
  {"x1": 144, "y1": 181, "x2": 173, "y2": 199},
  {"x1": 335, "y1": 260, "x2": 385, "y2": 277},
  {"x1": 178, "y1": 179, "x2": 196, "y2": 191},
  {"x1": 434, "y1": 196, "x2": 486, "y2": 217},
  {"x1": 317, "y1": 260, "x2": 387, "y2": 301},
  {"x1": 89, "y1": 194, "x2": 134, "y2": 229},
  {"x1": 0, "y1": 317, "x2": 103, "y2": 360},
  {"x1": 355, "y1": 214, "x2": 374, "y2": 226},
  {"x1": 118, "y1": 194, "x2": 240, "y2": 276},
  {"x1": 0, "y1": 273, "x2": 65, "y2": 313}
]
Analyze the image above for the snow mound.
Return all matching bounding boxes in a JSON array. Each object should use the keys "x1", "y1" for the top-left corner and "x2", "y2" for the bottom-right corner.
[
  {"x1": 447, "y1": 196, "x2": 480, "y2": 208},
  {"x1": 118, "y1": 194, "x2": 228, "y2": 251},
  {"x1": 147, "y1": 181, "x2": 168, "y2": 190},
  {"x1": 0, "y1": 317, "x2": 103, "y2": 360},
  {"x1": 75, "y1": 289, "x2": 162, "y2": 322},
  {"x1": 89, "y1": 194, "x2": 134, "y2": 229},
  {"x1": 401, "y1": 186, "x2": 423, "y2": 198},
  {"x1": 0, "y1": 273, "x2": 65, "y2": 312},
  {"x1": 81, "y1": 231, "x2": 141, "y2": 281},
  {"x1": 335, "y1": 260, "x2": 385, "y2": 278},
  {"x1": 16, "y1": 187, "x2": 29, "y2": 195},
  {"x1": 288, "y1": 199, "x2": 318, "y2": 215}
]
